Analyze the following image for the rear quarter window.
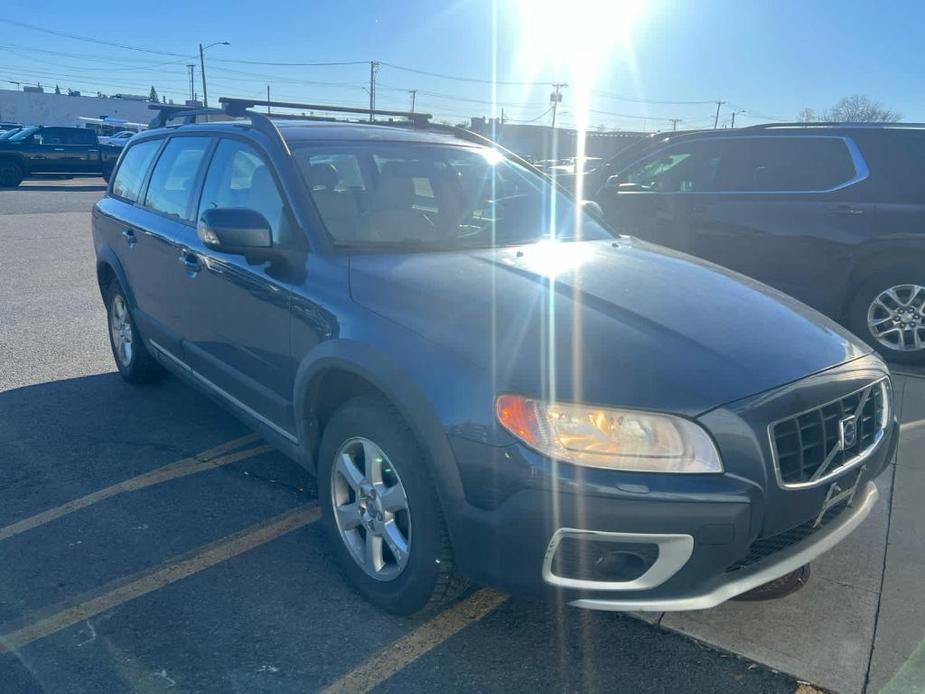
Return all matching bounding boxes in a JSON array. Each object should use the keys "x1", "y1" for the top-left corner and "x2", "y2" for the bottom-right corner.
[{"x1": 111, "y1": 140, "x2": 162, "y2": 202}]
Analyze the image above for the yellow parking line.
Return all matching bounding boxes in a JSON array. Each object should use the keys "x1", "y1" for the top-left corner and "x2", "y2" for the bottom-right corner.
[
  {"x1": 322, "y1": 588, "x2": 510, "y2": 694},
  {"x1": 0, "y1": 435, "x2": 269, "y2": 542},
  {"x1": 0, "y1": 504, "x2": 320, "y2": 654}
]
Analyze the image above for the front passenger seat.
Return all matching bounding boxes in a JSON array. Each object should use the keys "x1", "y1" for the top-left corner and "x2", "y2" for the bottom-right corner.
[{"x1": 364, "y1": 163, "x2": 435, "y2": 242}]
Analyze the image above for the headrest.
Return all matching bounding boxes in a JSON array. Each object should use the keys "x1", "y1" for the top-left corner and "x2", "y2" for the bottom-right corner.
[{"x1": 307, "y1": 163, "x2": 339, "y2": 190}]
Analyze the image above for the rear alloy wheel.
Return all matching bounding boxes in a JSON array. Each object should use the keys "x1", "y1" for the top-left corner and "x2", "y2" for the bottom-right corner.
[
  {"x1": 0, "y1": 160, "x2": 23, "y2": 187},
  {"x1": 850, "y1": 267, "x2": 925, "y2": 364},
  {"x1": 104, "y1": 279, "x2": 164, "y2": 383},
  {"x1": 318, "y1": 396, "x2": 468, "y2": 614}
]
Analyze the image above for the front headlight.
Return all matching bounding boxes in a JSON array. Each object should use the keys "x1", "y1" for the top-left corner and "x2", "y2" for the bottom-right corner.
[{"x1": 496, "y1": 394, "x2": 723, "y2": 473}]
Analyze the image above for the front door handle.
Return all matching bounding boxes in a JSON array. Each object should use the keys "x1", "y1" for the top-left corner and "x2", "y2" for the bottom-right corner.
[
  {"x1": 121, "y1": 229, "x2": 137, "y2": 247},
  {"x1": 178, "y1": 250, "x2": 201, "y2": 273},
  {"x1": 830, "y1": 204, "x2": 864, "y2": 216},
  {"x1": 53, "y1": 147, "x2": 65, "y2": 152}
]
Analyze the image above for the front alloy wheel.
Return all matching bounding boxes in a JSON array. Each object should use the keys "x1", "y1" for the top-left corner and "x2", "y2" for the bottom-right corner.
[
  {"x1": 866, "y1": 283, "x2": 925, "y2": 353},
  {"x1": 331, "y1": 437, "x2": 412, "y2": 581}
]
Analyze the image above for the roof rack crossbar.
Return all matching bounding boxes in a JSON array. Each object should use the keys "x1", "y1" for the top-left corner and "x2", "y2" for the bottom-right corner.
[
  {"x1": 147, "y1": 103, "x2": 226, "y2": 129},
  {"x1": 744, "y1": 121, "x2": 924, "y2": 129},
  {"x1": 218, "y1": 97, "x2": 432, "y2": 124}
]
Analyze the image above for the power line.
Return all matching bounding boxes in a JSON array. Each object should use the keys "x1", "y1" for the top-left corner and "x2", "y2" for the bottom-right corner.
[
  {"x1": 0, "y1": 19, "x2": 188, "y2": 57},
  {"x1": 591, "y1": 89, "x2": 717, "y2": 106},
  {"x1": 212, "y1": 58, "x2": 367, "y2": 67},
  {"x1": 379, "y1": 62, "x2": 554, "y2": 87}
]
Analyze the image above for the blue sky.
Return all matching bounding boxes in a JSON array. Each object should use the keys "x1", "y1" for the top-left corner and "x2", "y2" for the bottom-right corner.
[{"x1": 1, "y1": 0, "x2": 922, "y2": 130}]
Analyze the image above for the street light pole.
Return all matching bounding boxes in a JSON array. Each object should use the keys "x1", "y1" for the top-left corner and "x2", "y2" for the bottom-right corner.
[{"x1": 199, "y1": 41, "x2": 230, "y2": 108}]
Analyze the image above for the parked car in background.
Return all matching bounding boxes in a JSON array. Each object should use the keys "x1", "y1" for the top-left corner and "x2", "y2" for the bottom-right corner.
[
  {"x1": 99, "y1": 130, "x2": 140, "y2": 147},
  {"x1": 594, "y1": 124, "x2": 925, "y2": 363},
  {"x1": 92, "y1": 99, "x2": 896, "y2": 616},
  {"x1": 0, "y1": 121, "x2": 22, "y2": 133},
  {"x1": 0, "y1": 125, "x2": 121, "y2": 186}
]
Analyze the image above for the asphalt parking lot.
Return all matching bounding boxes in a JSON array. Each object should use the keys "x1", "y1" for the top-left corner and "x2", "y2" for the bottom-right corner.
[{"x1": 1, "y1": 178, "x2": 807, "y2": 693}]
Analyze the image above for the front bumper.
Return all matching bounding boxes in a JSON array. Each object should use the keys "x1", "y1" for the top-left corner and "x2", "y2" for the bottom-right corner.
[
  {"x1": 572, "y1": 481, "x2": 878, "y2": 611},
  {"x1": 445, "y1": 358, "x2": 897, "y2": 610}
]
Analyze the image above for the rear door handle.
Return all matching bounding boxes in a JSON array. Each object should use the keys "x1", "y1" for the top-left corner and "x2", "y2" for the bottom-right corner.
[
  {"x1": 121, "y1": 229, "x2": 137, "y2": 247},
  {"x1": 830, "y1": 204, "x2": 864, "y2": 215},
  {"x1": 53, "y1": 147, "x2": 65, "y2": 152},
  {"x1": 178, "y1": 250, "x2": 201, "y2": 273}
]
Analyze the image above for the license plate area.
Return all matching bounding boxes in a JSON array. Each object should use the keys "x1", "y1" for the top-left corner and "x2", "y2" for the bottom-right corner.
[{"x1": 813, "y1": 465, "x2": 866, "y2": 528}]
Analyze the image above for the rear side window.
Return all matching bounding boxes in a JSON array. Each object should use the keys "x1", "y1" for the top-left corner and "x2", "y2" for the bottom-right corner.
[
  {"x1": 713, "y1": 137, "x2": 858, "y2": 192},
  {"x1": 111, "y1": 140, "x2": 161, "y2": 202},
  {"x1": 68, "y1": 129, "x2": 97, "y2": 145},
  {"x1": 144, "y1": 137, "x2": 211, "y2": 222}
]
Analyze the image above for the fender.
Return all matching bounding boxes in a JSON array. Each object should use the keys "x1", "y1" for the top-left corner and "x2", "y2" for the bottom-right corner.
[
  {"x1": 0, "y1": 151, "x2": 28, "y2": 173},
  {"x1": 95, "y1": 245, "x2": 137, "y2": 309},
  {"x1": 293, "y1": 339, "x2": 468, "y2": 513}
]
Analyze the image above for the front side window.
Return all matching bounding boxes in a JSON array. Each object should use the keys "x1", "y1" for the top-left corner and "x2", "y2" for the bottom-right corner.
[
  {"x1": 198, "y1": 139, "x2": 287, "y2": 243},
  {"x1": 143, "y1": 137, "x2": 211, "y2": 222},
  {"x1": 712, "y1": 137, "x2": 857, "y2": 192},
  {"x1": 293, "y1": 143, "x2": 612, "y2": 248},
  {"x1": 111, "y1": 139, "x2": 161, "y2": 202},
  {"x1": 620, "y1": 142, "x2": 722, "y2": 193}
]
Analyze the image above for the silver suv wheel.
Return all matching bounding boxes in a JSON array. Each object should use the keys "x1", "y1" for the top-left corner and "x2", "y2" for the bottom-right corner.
[
  {"x1": 109, "y1": 294, "x2": 134, "y2": 366},
  {"x1": 867, "y1": 283, "x2": 925, "y2": 352},
  {"x1": 330, "y1": 437, "x2": 412, "y2": 581}
]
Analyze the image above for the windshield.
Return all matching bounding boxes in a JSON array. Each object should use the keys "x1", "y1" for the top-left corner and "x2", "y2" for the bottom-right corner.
[
  {"x1": 9, "y1": 126, "x2": 39, "y2": 141},
  {"x1": 293, "y1": 142, "x2": 613, "y2": 249}
]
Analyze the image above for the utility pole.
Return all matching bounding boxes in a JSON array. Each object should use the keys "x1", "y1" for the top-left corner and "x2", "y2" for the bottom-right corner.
[
  {"x1": 713, "y1": 100, "x2": 726, "y2": 129},
  {"x1": 550, "y1": 82, "x2": 567, "y2": 131},
  {"x1": 409, "y1": 89, "x2": 417, "y2": 114},
  {"x1": 199, "y1": 44, "x2": 208, "y2": 107},
  {"x1": 369, "y1": 61, "x2": 380, "y2": 122},
  {"x1": 670, "y1": 118, "x2": 681, "y2": 131},
  {"x1": 730, "y1": 109, "x2": 745, "y2": 128},
  {"x1": 187, "y1": 64, "x2": 196, "y2": 102},
  {"x1": 267, "y1": 85, "x2": 271, "y2": 115}
]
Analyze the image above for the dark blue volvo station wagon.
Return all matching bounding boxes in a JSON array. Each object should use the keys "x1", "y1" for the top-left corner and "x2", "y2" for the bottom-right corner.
[{"x1": 92, "y1": 99, "x2": 898, "y2": 615}]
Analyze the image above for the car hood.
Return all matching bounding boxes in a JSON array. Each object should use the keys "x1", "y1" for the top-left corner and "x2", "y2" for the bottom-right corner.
[{"x1": 348, "y1": 239, "x2": 871, "y2": 416}]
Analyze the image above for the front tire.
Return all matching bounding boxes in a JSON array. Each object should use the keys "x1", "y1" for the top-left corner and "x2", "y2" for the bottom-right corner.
[
  {"x1": 0, "y1": 159, "x2": 23, "y2": 188},
  {"x1": 318, "y1": 395, "x2": 467, "y2": 615},
  {"x1": 848, "y1": 265, "x2": 925, "y2": 365},
  {"x1": 104, "y1": 279, "x2": 163, "y2": 383}
]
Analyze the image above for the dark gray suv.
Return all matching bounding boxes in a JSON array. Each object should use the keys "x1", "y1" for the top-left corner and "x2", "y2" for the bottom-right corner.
[
  {"x1": 594, "y1": 123, "x2": 925, "y2": 363},
  {"x1": 92, "y1": 100, "x2": 898, "y2": 615}
]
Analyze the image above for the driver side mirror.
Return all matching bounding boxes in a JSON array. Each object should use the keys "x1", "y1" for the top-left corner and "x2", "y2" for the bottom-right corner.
[{"x1": 198, "y1": 208, "x2": 272, "y2": 256}]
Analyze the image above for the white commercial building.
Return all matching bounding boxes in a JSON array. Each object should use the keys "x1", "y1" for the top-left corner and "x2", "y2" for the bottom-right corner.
[{"x1": 0, "y1": 89, "x2": 154, "y2": 128}]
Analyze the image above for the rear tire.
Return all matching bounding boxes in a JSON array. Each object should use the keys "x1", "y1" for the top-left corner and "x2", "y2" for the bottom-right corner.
[
  {"x1": 848, "y1": 264, "x2": 925, "y2": 365},
  {"x1": 0, "y1": 159, "x2": 23, "y2": 188},
  {"x1": 104, "y1": 279, "x2": 164, "y2": 384},
  {"x1": 318, "y1": 395, "x2": 468, "y2": 615}
]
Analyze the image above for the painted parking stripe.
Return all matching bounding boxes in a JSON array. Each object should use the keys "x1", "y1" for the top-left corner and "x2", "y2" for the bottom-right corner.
[
  {"x1": 0, "y1": 434, "x2": 268, "y2": 542},
  {"x1": 0, "y1": 503, "x2": 320, "y2": 654},
  {"x1": 321, "y1": 588, "x2": 510, "y2": 693}
]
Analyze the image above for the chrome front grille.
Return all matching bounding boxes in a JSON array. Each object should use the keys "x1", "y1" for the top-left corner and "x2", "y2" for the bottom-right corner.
[{"x1": 770, "y1": 379, "x2": 890, "y2": 488}]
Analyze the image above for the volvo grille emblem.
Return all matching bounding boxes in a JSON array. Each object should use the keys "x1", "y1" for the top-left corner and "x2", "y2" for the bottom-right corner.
[{"x1": 839, "y1": 414, "x2": 858, "y2": 449}]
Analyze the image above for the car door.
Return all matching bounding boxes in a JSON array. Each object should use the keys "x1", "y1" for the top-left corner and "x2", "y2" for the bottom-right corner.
[
  {"x1": 65, "y1": 128, "x2": 104, "y2": 173},
  {"x1": 125, "y1": 135, "x2": 213, "y2": 357},
  {"x1": 181, "y1": 137, "x2": 296, "y2": 436},
  {"x1": 681, "y1": 135, "x2": 873, "y2": 313},
  {"x1": 596, "y1": 139, "x2": 723, "y2": 254},
  {"x1": 22, "y1": 127, "x2": 76, "y2": 173}
]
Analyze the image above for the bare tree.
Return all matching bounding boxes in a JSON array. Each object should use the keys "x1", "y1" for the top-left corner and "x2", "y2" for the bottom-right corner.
[
  {"x1": 797, "y1": 107, "x2": 817, "y2": 123},
  {"x1": 823, "y1": 94, "x2": 901, "y2": 122}
]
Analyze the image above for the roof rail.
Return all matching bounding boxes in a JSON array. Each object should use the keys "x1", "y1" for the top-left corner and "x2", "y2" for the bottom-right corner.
[
  {"x1": 744, "y1": 121, "x2": 924, "y2": 129},
  {"x1": 219, "y1": 97, "x2": 433, "y2": 125}
]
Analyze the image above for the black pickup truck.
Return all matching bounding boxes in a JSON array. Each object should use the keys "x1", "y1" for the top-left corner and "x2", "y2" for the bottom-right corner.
[{"x1": 0, "y1": 126, "x2": 122, "y2": 187}]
